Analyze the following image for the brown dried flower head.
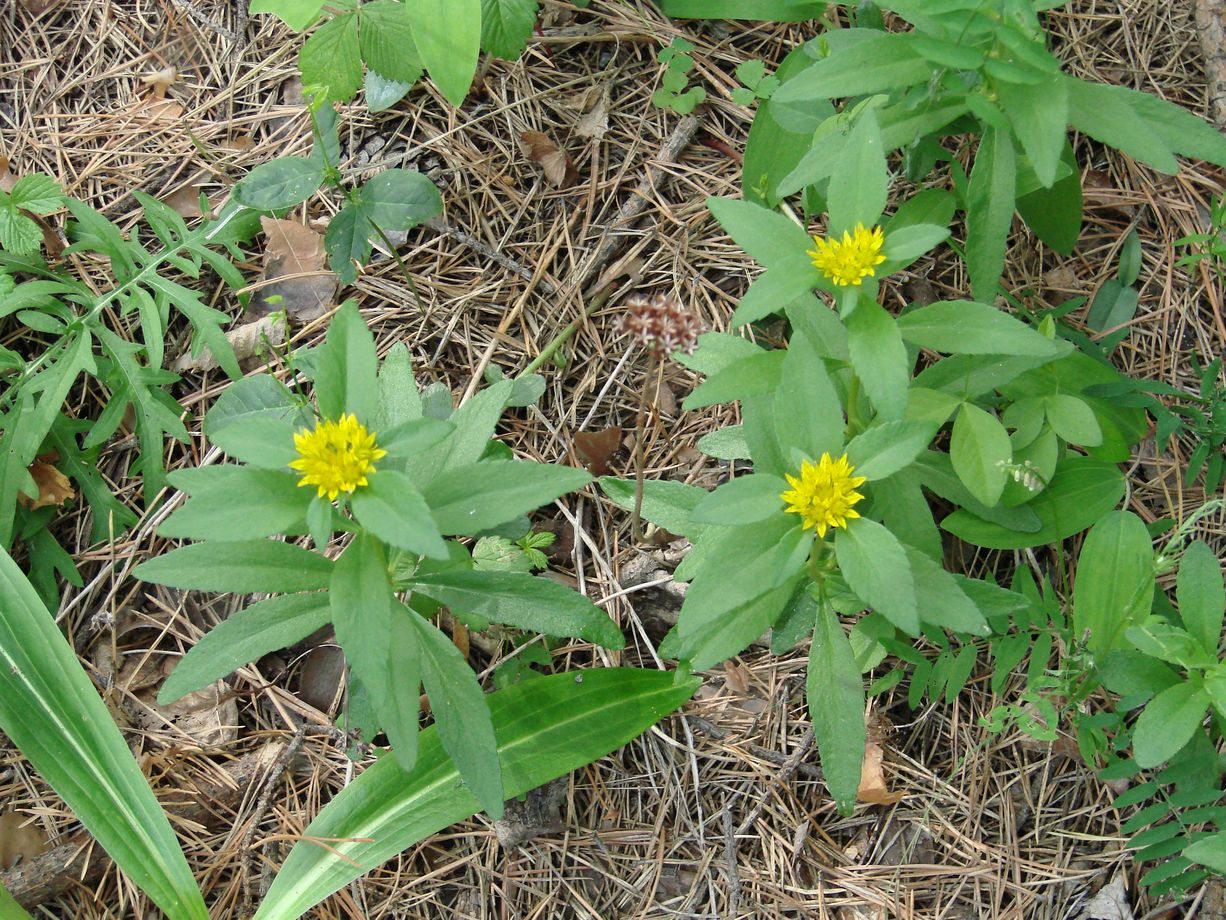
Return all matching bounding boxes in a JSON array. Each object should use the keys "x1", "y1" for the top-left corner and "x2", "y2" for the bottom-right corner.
[{"x1": 617, "y1": 293, "x2": 703, "y2": 359}]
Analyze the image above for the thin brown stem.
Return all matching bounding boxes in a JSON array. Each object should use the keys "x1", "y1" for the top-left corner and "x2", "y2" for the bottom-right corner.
[{"x1": 631, "y1": 352, "x2": 662, "y2": 543}]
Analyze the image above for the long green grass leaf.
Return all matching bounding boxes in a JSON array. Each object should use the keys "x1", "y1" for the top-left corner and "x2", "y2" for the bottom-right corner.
[
  {"x1": 252, "y1": 668, "x2": 697, "y2": 920},
  {"x1": 0, "y1": 549, "x2": 207, "y2": 919}
]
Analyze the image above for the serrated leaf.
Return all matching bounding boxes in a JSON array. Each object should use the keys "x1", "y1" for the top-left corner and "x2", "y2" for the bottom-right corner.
[
  {"x1": 359, "y1": 0, "x2": 424, "y2": 84},
  {"x1": 300, "y1": 13, "x2": 363, "y2": 102},
  {"x1": 9, "y1": 174, "x2": 62, "y2": 214},
  {"x1": 481, "y1": 0, "x2": 538, "y2": 59}
]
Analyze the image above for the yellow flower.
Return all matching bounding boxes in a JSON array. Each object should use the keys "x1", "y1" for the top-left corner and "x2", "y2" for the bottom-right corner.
[
  {"x1": 781, "y1": 453, "x2": 867, "y2": 538},
  {"x1": 289, "y1": 413, "x2": 387, "y2": 501},
  {"x1": 807, "y1": 223, "x2": 886, "y2": 287}
]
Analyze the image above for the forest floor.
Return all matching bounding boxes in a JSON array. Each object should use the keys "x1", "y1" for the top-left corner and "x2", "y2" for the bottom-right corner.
[{"x1": 2, "y1": 0, "x2": 1226, "y2": 917}]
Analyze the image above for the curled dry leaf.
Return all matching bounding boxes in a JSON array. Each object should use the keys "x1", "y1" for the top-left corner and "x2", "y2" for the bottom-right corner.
[
  {"x1": 1077, "y1": 875, "x2": 1133, "y2": 920},
  {"x1": 573, "y1": 426, "x2": 623, "y2": 476},
  {"x1": 0, "y1": 156, "x2": 14, "y2": 193},
  {"x1": 0, "y1": 813, "x2": 49, "y2": 868},
  {"x1": 136, "y1": 665, "x2": 239, "y2": 748},
  {"x1": 250, "y1": 217, "x2": 336, "y2": 324},
  {"x1": 18, "y1": 457, "x2": 74, "y2": 510},
  {"x1": 173, "y1": 312, "x2": 287, "y2": 373},
  {"x1": 574, "y1": 85, "x2": 611, "y2": 140},
  {"x1": 519, "y1": 130, "x2": 580, "y2": 188},
  {"x1": 857, "y1": 738, "x2": 905, "y2": 806}
]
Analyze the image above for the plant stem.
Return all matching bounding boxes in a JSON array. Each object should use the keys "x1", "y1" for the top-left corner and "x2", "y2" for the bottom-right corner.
[
  {"x1": 845, "y1": 372, "x2": 864, "y2": 437},
  {"x1": 370, "y1": 222, "x2": 427, "y2": 314},
  {"x1": 519, "y1": 281, "x2": 618, "y2": 377},
  {"x1": 631, "y1": 352, "x2": 662, "y2": 543}
]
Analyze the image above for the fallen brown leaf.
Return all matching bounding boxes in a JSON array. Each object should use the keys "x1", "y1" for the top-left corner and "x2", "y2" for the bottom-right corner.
[
  {"x1": 574, "y1": 426, "x2": 623, "y2": 476},
  {"x1": 250, "y1": 217, "x2": 336, "y2": 323},
  {"x1": 173, "y1": 312, "x2": 287, "y2": 373},
  {"x1": 857, "y1": 738, "x2": 905, "y2": 806},
  {"x1": 0, "y1": 157, "x2": 14, "y2": 193},
  {"x1": 0, "y1": 813, "x2": 49, "y2": 869},
  {"x1": 18, "y1": 0, "x2": 60, "y2": 14},
  {"x1": 18, "y1": 458, "x2": 74, "y2": 510},
  {"x1": 519, "y1": 130, "x2": 579, "y2": 188},
  {"x1": 574, "y1": 86, "x2": 611, "y2": 140}
]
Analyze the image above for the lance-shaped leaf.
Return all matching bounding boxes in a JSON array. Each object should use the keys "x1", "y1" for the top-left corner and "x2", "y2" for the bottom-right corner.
[
  {"x1": 0, "y1": 548, "x2": 207, "y2": 919},
  {"x1": 251, "y1": 669, "x2": 698, "y2": 920}
]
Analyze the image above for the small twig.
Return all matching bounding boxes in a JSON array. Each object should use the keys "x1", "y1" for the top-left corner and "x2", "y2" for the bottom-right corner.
[
  {"x1": 722, "y1": 804, "x2": 742, "y2": 920},
  {"x1": 687, "y1": 716, "x2": 824, "y2": 781},
  {"x1": 240, "y1": 731, "x2": 306, "y2": 918},
  {"x1": 166, "y1": 0, "x2": 239, "y2": 42},
  {"x1": 735, "y1": 727, "x2": 815, "y2": 836},
  {"x1": 425, "y1": 216, "x2": 556, "y2": 295}
]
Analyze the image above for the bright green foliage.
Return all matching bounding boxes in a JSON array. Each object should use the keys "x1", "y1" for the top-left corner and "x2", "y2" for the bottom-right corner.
[
  {"x1": 255, "y1": 0, "x2": 539, "y2": 108},
  {"x1": 0, "y1": 174, "x2": 62, "y2": 255},
  {"x1": 652, "y1": 39, "x2": 707, "y2": 114},
  {"x1": 0, "y1": 548, "x2": 208, "y2": 919},
  {"x1": 251, "y1": 669, "x2": 698, "y2": 920},
  {"x1": 0, "y1": 188, "x2": 260, "y2": 607},
  {"x1": 136, "y1": 304, "x2": 622, "y2": 822}
]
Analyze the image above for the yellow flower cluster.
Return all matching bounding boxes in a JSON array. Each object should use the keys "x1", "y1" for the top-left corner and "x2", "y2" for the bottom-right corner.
[
  {"x1": 781, "y1": 453, "x2": 867, "y2": 537},
  {"x1": 289, "y1": 413, "x2": 387, "y2": 501},
  {"x1": 807, "y1": 223, "x2": 886, "y2": 287}
]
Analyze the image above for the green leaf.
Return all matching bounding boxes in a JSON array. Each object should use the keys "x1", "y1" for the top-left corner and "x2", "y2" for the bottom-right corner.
[
  {"x1": 728, "y1": 256, "x2": 824, "y2": 327},
  {"x1": 845, "y1": 420, "x2": 938, "y2": 482},
  {"x1": 404, "y1": 380, "x2": 512, "y2": 485},
  {"x1": 775, "y1": 329, "x2": 843, "y2": 460},
  {"x1": 696, "y1": 425, "x2": 750, "y2": 460},
  {"x1": 250, "y1": 668, "x2": 696, "y2": 920},
  {"x1": 1178, "y1": 541, "x2": 1225, "y2": 655},
  {"x1": 809, "y1": 601, "x2": 865, "y2": 815},
  {"x1": 906, "y1": 548, "x2": 989, "y2": 635},
  {"x1": 372, "y1": 343, "x2": 423, "y2": 429},
  {"x1": 1045, "y1": 394, "x2": 1102, "y2": 446},
  {"x1": 8, "y1": 174, "x2": 62, "y2": 214},
  {"x1": 158, "y1": 593, "x2": 331, "y2": 704},
  {"x1": 845, "y1": 300, "x2": 909, "y2": 421},
  {"x1": 682, "y1": 577, "x2": 803, "y2": 671},
  {"x1": 405, "y1": 604, "x2": 503, "y2": 816},
  {"x1": 682, "y1": 350, "x2": 784, "y2": 410},
  {"x1": 706, "y1": 197, "x2": 814, "y2": 268},
  {"x1": 481, "y1": 0, "x2": 537, "y2": 59},
  {"x1": 835, "y1": 518, "x2": 918, "y2": 634},
  {"x1": 1133, "y1": 681, "x2": 1210, "y2": 769},
  {"x1": 331, "y1": 535, "x2": 423, "y2": 772},
  {"x1": 1072, "y1": 511, "x2": 1155, "y2": 655},
  {"x1": 365, "y1": 70, "x2": 412, "y2": 111},
  {"x1": 896, "y1": 300, "x2": 1062, "y2": 356},
  {"x1": 827, "y1": 109, "x2": 887, "y2": 235},
  {"x1": 598, "y1": 477, "x2": 707, "y2": 536},
  {"x1": 159, "y1": 469, "x2": 310, "y2": 541},
  {"x1": 1185, "y1": 833, "x2": 1226, "y2": 875},
  {"x1": 0, "y1": 548, "x2": 208, "y2": 920},
  {"x1": 359, "y1": 0, "x2": 424, "y2": 84},
  {"x1": 1065, "y1": 76, "x2": 1179, "y2": 174},
  {"x1": 351, "y1": 470, "x2": 448, "y2": 558},
  {"x1": 966, "y1": 127, "x2": 1017, "y2": 303},
  {"x1": 691, "y1": 474, "x2": 789, "y2": 526},
  {"x1": 409, "y1": 570, "x2": 624, "y2": 648},
  {"x1": 407, "y1": 0, "x2": 481, "y2": 106},
  {"x1": 942, "y1": 455, "x2": 1125, "y2": 549},
  {"x1": 1126, "y1": 618, "x2": 1216, "y2": 670},
  {"x1": 233, "y1": 157, "x2": 324, "y2": 211},
  {"x1": 422, "y1": 460, "x2": 591, "y2": 534},
  {"x1": 1130, "y1": 89, "x2": 1226, "y2": 167},
  {"x1": 879, "y1": 223, "x2": 950, "y2": 269},
  {"x1": 313, "y1": 300, "x2": 378, "y2": 421},
  {"x1": 299, "y1": 13, "x2": 363, "y2": 102},
  {"x1": 0, "y1": 208, "x2": 43, "y2": 255},
  {"x1": 996, "y1": 75, "x2": 1067, "y2": 188},
  {"x1": 1015, "y1": 140, "x2": 1082, "y2": 254},
  {"x1": 358, "y1": 169, "x2": 443, "y2": 232},
  {"x1": 249, "y1": 0, "x2": 325, "y2": 30},
  {"x1": 771, "y1": 33, "x2": 932, "y2": 105},
  {"x1": 134, "y1": 540, "x2": 333, "y2": 593},
  {"x1": 0, "y1": 882, "x2": 34, "y2": 920},
  {"x1": 950, "y1": 403, "x2": 1011, "y2": 507}
]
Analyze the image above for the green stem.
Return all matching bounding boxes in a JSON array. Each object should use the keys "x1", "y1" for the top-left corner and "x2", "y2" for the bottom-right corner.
[
  {"x1": 845, "y1": 373, "x2": 864, "y2": 437},
  {"x1": 519, "y1": 282, "x2": 618, "y2": 377},
  {"x1": 370, "y1": 222, "x2": 427, "y2": 314}
]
